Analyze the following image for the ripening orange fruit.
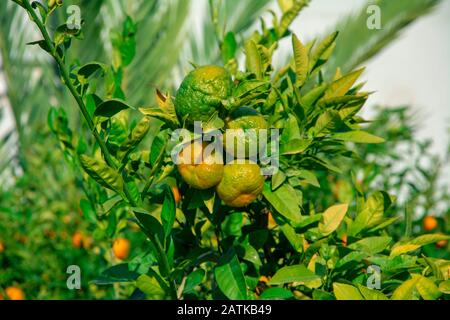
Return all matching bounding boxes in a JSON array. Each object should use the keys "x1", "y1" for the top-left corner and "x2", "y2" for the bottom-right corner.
[
  {"x1": 113, "y1": 238, "x2": 130, "y2": 260},
  {"x1": 436, "y1": 240, "x2": 448, "y2": 248},
  {"x1": 172, "y1": 185, "x2": 181, "y2": 204},
  {"x1": 72, "y1": 231, "x2": 83, "y2": 248},
  {"x1": 5, "y1": 287, "x2": 25, "y2": 300},
  {"x1": 82, "y1": 236, "x2": 93, "y2": 250},
  {"x1": 0, "y1": 240, "x2": 5, "y2": 253},
  {"x1": 258, "y1": 276, "x2": 269, "y2": 284},
  {"x1": 267, "y1": 212, "x2": 277, "y2": 229},
  {"x1": 423, "y1": 216, "x2": 438, "y2": 231},
  {"x1": 341, "y1": 234, "x2": 348, "y2": 247}
]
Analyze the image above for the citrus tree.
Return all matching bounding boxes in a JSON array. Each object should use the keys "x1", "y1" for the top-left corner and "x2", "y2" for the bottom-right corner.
[{"x1": 4, "y1": 0, "x2": 449, "y2": 300}]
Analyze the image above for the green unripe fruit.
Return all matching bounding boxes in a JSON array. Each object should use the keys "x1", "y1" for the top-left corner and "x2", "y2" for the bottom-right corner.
[{"x1": 175, "y1": 65, "x2": 232, "y2": 126}]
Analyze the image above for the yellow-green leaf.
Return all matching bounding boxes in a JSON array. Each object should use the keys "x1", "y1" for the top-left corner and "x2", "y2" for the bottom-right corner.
[
  {"x1": 410, "y1": 234, "x2": 450, "y2": 246},
  {"x1": 348, "y1": 236, "x2": 392, "y2": 255},
  {"x1": 245, "y1": 40, "x2": 263, "y2": 79},
  {"x1": 318, "y1": 203, "x2": 348, "y2": 236},
  {"x1": 413, "y1": 274, "x2": 441, "y2": 300},
  {"x1": 333, "y1": 283, "x2": 363, "y2": 300},
  {"x1": 390, "y1": 244, "x2": 421, "y2": 257},
  {"x1": 309, "y1": 31, "x2": 338, "y2": 72},
  {"x1": 292, "y1": 34, "x2": 308, "y2": 87},
  {"x1": 79, "y1": 155, "x2": 123, "y2": 194},
  {"x1": 332, "y1": 131, "x2": 385, "y2": 144},
  {"x1": 269, "y1": 264, "x2": 319, "y2": 285},
  {"x1": 357, "y1": 284, "x2": 388, "y2": 300},
  {"x1": 390, "y1": 234, "x2": 450, "y2": 257},
  {"x1": 279, "y1": 0, "x2": 308, "y2": 37},
  {"x1": 135, "y1": 274, "x2": 166, "y2": 299},
  {"x1": 324, "y1": 68, "x2": 365, "y2": 99},
  {"x1": 438, "y1": 280, "x2": 450, "y2": 294},
  {"x1": 391, "y1": 277, "x2": 420, "y2": 300}
]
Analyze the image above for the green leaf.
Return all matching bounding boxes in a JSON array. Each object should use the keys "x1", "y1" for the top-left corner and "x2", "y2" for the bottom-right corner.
[
  {"x1": 245, "y1": 40, "x2": 263, "y2": 79},
  {"x1": 278, "y1": 0, "x2": 308, "y2": 37},
  {"x1": 27, "y1": 39, "x2": 51, "y2": 53},
  {"x1": 161, "y1": 186, "x2": 176, "y2": 237},
  {"x1": 271, "y1": 170, "x2": 286, "y2": 190},
  {"x1": 367, "y1": 217, "x2": 399, "y2": 232},
  {"x1": 301, "y1": 84, "x2": 327, "y2": 109},
  {"x1": 280, "y1": 113, "x2": 301, "y2": 143},
  {"x1": 133, "y1": 208, "x2": 165, "y2": 246},
  {"x1": 318, "y1": 94, "x2": 367, "y2": 108},
  {"x1": 278, "y1": 222, "x2": 303, "y2": 251},
  {"x1": 85, "y1": 93, "x2": 102, "y2": 119},
  {"x1": 233, "y1": 80, "x2": 268, "y2": 98},
  {"x1": 390, "y1": 234, "x2": 450, "y2": 257},
  {"x1": 410, "y1": 234, "x2": 450, "y2": 246},
  {"x1": 439, "y1": 280, "x2": 450, "y2": 294},
  {"x1": 215, "y1": 254, "x2": 248, "y2": 300},
  {"x1": 222, "y1": 32, "x2": 237, "y2": 64},
  {"x1": 292, "y1": 34, "x2": 308, "y2": 86},
  {"x1": 323, "y1": 68, "x2": 365, "y2": 99},
  {"x1": 92, "y1": 264, "x2": 140, "y2": 285},
  {"x1": 77, "y1": 62, "x2": 107, "y2": 79},
  {"x1": 297, "y1": 170, "x2": 320, "y2": 188},
  {"x1": 335, "y1": 251, "x2": 368, "y2": 269},
  {"x1": 269, "y1": 265, "x2": 319, "y2": 285},
  {"x1": 139, "y1": 106, "x2": 179, "y2": 125},
  {"x1": 202, "y1": 192, "x2": 216, "y2": 216},
  {"x1": 281, "y1": 139, "x2": 311, "y2": 155},
  {"x1": 318, "y1": 203, "x2": 348, "y2": 236},
  {"x1": 312, "y1": 289, "x2": 336, "y2": 300},
  {"x1": 311, "y1": 156, "x2": 342, "y2": 174},
  {"x1": 348, "y1": 236, "x2": 392, "y2": 255},
  {"x1": 79, "y1": 198, "x2": 97, "y2": 224},
  {"x1": 118, "y1": 116, "x2": 151, "y2": 161},
  {"x1": 79, "y1": 155, "x2": 123, "y2": 194},
  {"x1": 391, "y1": 276, "x2": 421, "y2": 300},
  {"x1": 390, "y1": 244, "x2": 421, "y2": 257},
  {"x1": 31, "y1": 1, "x2": 48, "y2": 23},
  {"x1": 54, "y1": 23, "x2": 82, "y2": 47},
  {"x1": 309, "y1": 31, "x2": 339, "y2": 72},
  {"x1": 332, "y1": 131, "x2": 385, "y2": 144},
  {"x1": 356, "y1": 284, "x2": 388, "y2": 300},
  {"x1": 333, "y1": 283, "x2": 363, "y2": 300},
  {"x1": 367, "y1": 255, "x2": 417, "y2": 273},
  {"x1": 94, "y1": 99, "x2": 133, "y2": 118},
  {"x1": 260, "y1": 287, "x2": 294, "y2": 300},
  {"x1": 294, "y1": 214, "x2": 322, "y2": 229},
  {"x1": 413, "y1": 274, "x2": 441, "y2": 300},
  {"x1": 313, "y1": 110, "x2": 342, "y2": 136},
  {"x1": 263, "y1": 183, "x2": 302, "y2": 224},
  {"x1": 136, "y1": 274, "x2": 166, "y2": 299},
  {"x1": 278, "y1": 0, "x2": 294, "y2": 13},
  {"x1": 183, "y1": 269, "x2": 205, "y2": 294},
  {"x1": 237, "y1": 243, "x2": 262, "y2": 268},
  {"x1": 349, "y1": 191, "x2": 391, "y2": 236}
]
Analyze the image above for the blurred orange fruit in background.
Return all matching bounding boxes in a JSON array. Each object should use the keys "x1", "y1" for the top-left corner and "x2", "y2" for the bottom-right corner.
[
  {"x1": 423, "y1": 216, "x2": 438, "y2": 231},
  {"x1": 5, "y1": 287, "x2": 25, "y2": 300},
  {"x1": 113, "y1": 238, "x2": 130, "y2": 260}
]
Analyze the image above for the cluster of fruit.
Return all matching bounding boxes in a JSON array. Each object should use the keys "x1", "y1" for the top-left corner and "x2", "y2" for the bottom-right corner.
[{"x1": 174, "y1": 65, "x2": 267, "y2": 207}]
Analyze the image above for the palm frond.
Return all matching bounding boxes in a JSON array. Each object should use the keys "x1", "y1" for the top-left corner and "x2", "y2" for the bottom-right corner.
[
  {"x1": 179, "y1": 0, "x2": 273, "y2": 75},
  {"x1": 325, "y1": 0, "x2": 441, "y2": 77}
]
